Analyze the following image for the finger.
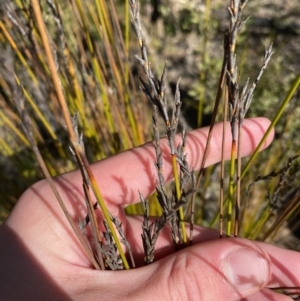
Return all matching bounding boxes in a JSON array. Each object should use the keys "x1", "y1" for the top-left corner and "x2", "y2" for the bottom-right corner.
[
  {"x1": 241, "y1": 288, "x2": 293, "y2": 301},
  {"x1": 258, "y1": 242, "x2": 300, "y2": 289},
  {"x1": 123, "y1": 219, "x2": 300, "y2": 290},
  {"x1": 62, "y1": 117, "x2": 274, "y2": 207},
  {"x1": 82, "y1": 237, "x2": 272, "y2": 301}
]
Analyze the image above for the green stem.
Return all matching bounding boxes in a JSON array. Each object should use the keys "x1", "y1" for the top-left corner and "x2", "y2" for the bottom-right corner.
[
  {"x1": 227, "y1": 140, "x2": 236, "y2": 236},
  {"x1": 210, "y1": 73, "x2": 300, "y2": 228},
  {"x1": 249, "y1": 206, "x2": 270, "y2": 240},
  {"x1": 83, "y1": 155, "x2": 130, "y2": 270},
  {"x1": 172, "y1": 154, "x2": 187, "y2": 244},
  {"x1": 241, "y1": 73, "x2": 300, "y2": 179}
]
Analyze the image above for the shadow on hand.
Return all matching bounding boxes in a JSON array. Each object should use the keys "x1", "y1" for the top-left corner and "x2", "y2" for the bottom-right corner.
[{"x1": 0, "y1": 224, "x2": 72, "y2": 301}]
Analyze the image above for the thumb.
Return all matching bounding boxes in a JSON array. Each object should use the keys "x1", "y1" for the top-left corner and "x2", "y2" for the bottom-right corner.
[{"x1": 114, "y1": 238, "x2": 271, "y2": 301}]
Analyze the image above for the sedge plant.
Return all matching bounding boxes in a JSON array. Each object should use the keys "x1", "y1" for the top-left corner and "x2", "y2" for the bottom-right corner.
[{"x1": 0, "y1": 2, "x2": 300, "y2": 296}]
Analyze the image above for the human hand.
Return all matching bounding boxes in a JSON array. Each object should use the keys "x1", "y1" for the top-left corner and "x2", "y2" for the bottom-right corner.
[{"x1": 0, "y1": 117, "x2": 298, "y2": 301}]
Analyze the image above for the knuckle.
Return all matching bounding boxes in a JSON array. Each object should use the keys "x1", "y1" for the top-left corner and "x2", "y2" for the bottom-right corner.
[{"x1": 166, "y1": 253, "x2": 203, "y2": 301}]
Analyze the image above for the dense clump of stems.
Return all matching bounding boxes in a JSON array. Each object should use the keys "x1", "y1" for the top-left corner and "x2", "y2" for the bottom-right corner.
[
  {"x1": 129, "y1": 0, "x2": 199, "y2": 251},
  {"x1": 204, "y1": 0, "x2": 274, "y2": 236},
  {"x1": 0, "y1": 46, "x2": 101, "y2": 269},
  {"x1": 31, "y1": 0, "x2": 129, "y2": 270}
]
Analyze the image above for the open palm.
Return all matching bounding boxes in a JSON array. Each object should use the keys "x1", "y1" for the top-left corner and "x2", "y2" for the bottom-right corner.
[{"x1": 1, "y1": 118, "x2": 299, "y2": 301}]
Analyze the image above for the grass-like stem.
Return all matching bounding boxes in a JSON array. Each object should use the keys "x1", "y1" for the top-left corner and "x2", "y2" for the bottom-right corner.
[
  {"x1": 171, "y1": 154, "x2": 187, "y2": 244},
  {"x1": 261, "y1": 191, "x2": 300, "y2": 242},
  {"x1": 241, "y1": 73, "x2": 300, "y2": 182},
  {"x1": 227, "y1": 139, "x2": 236, "y2": 236},
  {"x1": 211, "y1": 70, "x2": 300, "y2": 229},
  {"x1": 31, "y1": 0, "x2": 129, "y2": 269},
  {"x1": 0, "y1": 21, "x2": 38, "y2": 84},
  {"x1": 234, "y1": 118, "x2": 243, "y2": 236}
]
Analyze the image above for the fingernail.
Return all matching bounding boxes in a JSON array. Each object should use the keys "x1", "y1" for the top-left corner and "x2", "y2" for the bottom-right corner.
[{"x1": 223, "y1": 247, "x2": 269, "y2": 294}]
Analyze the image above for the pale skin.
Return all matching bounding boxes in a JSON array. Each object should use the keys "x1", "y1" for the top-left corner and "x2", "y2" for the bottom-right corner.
[{"x1": 0, "y1": 117, "x2": 299, "y2": 301}]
